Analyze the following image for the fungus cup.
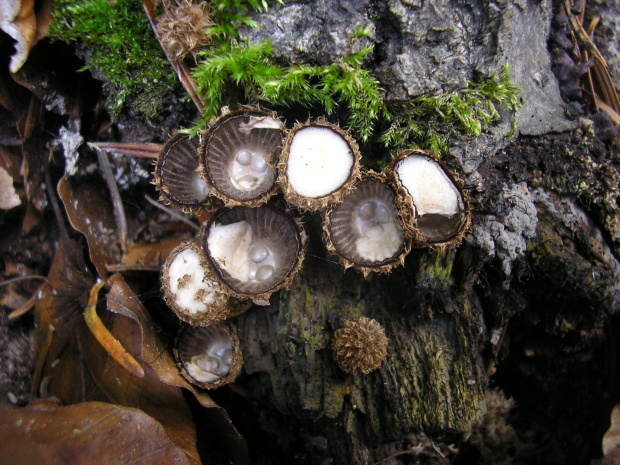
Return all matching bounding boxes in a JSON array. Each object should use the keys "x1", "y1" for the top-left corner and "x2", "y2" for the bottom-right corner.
[
  {"x1": 161, "y1": 238, "x2": 249, "y2": 326},
  {"x1": 174, "y1": 322, "x2": 243, "y2": 389},
  {"x1": 200, "y1": 108, "x2": 284, "y2": 207},
  {"x1": 202, "y1": 204, "x2": 306, "y2": 305},
  {"x1": 388, "y1": 149, "x2": 471, "y2": 248},
  {"x1": 279, "y1": 119, "x2": 361, "y2": 211},
  {"x1": 332, "y1": 316, "x2": 389, "y2": 375},
  {"x1": 323, "y1": 171, "x2": 410, "y2": 276},
  {"x1": 154, "y1": 134, "x2": 212, "y2": 213}
]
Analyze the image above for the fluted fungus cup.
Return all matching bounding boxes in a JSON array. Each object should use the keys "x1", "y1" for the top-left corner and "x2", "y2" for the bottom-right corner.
[
  {"x1": 323, "y1": 171, "x2": 410, "y2": 276},
  {"x1": 388, "y1": 149, "x2": 471, "y2": 248},
  {"x1": 154, "y1": 134, "x2": 211, "y2": 213},
  {"x1": 202, "y1": 204, "x2": 306, "y2": 305},
  {"x1": 200, "y1": 108, "x2": 284, "y2": 207},
  {"x1": 175, "y1": 323, "x2": 243, "y2": 389},
  {"x1": 278, "y1": 119, "x2": 361, "y2": 211}
]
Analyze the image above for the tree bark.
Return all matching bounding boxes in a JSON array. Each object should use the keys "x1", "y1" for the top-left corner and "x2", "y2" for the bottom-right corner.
[{"x1": 218, "y1": 1, "x2": 620, "y2": 464}]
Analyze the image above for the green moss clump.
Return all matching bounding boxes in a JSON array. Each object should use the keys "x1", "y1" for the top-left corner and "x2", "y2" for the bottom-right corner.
[
  {"x1": 381, "y1": 66, "x2": 523, "y2": 155},
  {"x1": 191, "y1": 40, "x2": 387, "y2": 142},
  {"x1": 191, "y1": 32, "x2": 521, "y2": 155},
  {"x1": 49, "y1": 0, "x2": 178, "y2": 119}
]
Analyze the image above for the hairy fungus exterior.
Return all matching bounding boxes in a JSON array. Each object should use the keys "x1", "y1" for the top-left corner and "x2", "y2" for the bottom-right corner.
[
  {"x1": 278, "y1": 119, "x2": 361, "y2": 211},
  {"x1": 154, "y1": 134, "x2": 213, "y2": 214},
  {"x1": 332, "y1": 317, "x2": 388, "y2": 375},
  {"x1": 200, "y1": 108, "x2": 284, "y2": 207},
  {"x1": 323, "y1": 171, "x2": 410, "y2": 276},
  {"x1": 161, "y1": 239, "x2": 249, "y2": 326},
  {"x1": 156, "y1": 0, "x2": 213, "y2": 61},
  {"x1": 174, "y1": 323, "x2": 243, "y2": 389},
  {"x1": 201, "y1": 204, "x2": 306, "y2": 305},
  {"x1": 388, "y1": 149, "x2": 471, "y2": 250}
]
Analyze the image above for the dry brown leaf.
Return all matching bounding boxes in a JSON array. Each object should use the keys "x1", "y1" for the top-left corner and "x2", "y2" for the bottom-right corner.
[
  {"x1": 102, "y1": 274, "x2": 251, "y2": 464},
  {"x1": 33, "y1": 250, "x2": 250, "y2": 464},
  {"x1": 118, "y1": 236, "x2": 187, "y2": 271},
  {"x1": 57, "y1": 174, "x2": 122, "y2": 280},
  {"x1": 602, "y1": 404, "x2": 620, "y2": 463},
  {"x1": 0, "y1": 399, "x2": 191, "y2": 465},
  {"x1": 0, "y1": 0, "x2": 36, "y2": 73},
  {"x1": 0, "y1": 146, "x2": 23, "y2": 181},
  {"x1": 0, "y1": 166, "x2": 21, "y2": 209}
]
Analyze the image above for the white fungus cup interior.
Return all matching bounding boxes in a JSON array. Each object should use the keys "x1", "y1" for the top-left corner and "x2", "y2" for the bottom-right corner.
[
  {"x1": 163, "y1": 240, "x2": 228, "y2": 321},
  {"x1": 327, "y1": 177, "x2": 406, "y2": 266},
  {"x1": 395, "y1": 154, "x2": 466, "y2": 243},
  {"x1": 157, "y1": 135, "x2": 209, "y2": 207},
  {"x1": 202, "y1": 112, "x2": 282, "y2": 202},
  {"x1": 177, "y1": 324, "x2": 235, "y2": 385},
  {"x1": 203, "y1": 205, "x2": 303, "y2": 295},
  {"x1": 285, "y1": 125, "x2": 355, "y2": 198}
]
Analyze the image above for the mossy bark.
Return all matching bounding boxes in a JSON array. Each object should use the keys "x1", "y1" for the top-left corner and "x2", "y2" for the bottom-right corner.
[{"x1": 236, "y1": 219, "x2": 486, "y2": 463}]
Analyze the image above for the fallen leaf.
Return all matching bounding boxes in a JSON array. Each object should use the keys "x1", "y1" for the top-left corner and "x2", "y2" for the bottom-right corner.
[
  {"x1": 0, "y1": 399, "x2": 191, "y2": 465},
  {"x1": 117, "y1": 236, "x2": 187, "y2": 271},
  {"x1": 0, "y1": 0, "x2": 36, "y2": 73},
  {"x1": 0, "y1": 166, "x2": 21, "y2": 209},
  {"x1": 602, "y1": 404, "x2": 620, "y2": 463},
  {"x1": 57, "y1": 173, "x2": 122, "y2": 279}
]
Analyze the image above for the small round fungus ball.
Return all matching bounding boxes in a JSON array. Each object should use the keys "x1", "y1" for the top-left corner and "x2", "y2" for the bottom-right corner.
[
  {"x1": 156, "y1": 0, "x2": 213, "y2": 60},
  {"x1": 332, "y1": 317, "x2": 388, "y2": 375},
  {"x1": 279, "y1": 120, "x2": 361, "y2": 211}
]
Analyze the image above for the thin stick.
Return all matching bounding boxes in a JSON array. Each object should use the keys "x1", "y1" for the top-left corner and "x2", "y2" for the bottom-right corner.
[
  {"x1": 142, "y1": 0, "x2": 206, "y2": 112},
  {"x1": 8, "y1": 286, "x2": 44, "y2": 319},
  {"x1": 88, "y1": 142, "x2": 162, "y2": 159},
  {"x1": 92, "y1": 145, "x2": 129, "y2": 251},
  {"x1": 83, "y1": 281, "x2": 145, "y2": 379},
  {"x1": 144, "y1": 194, "x2": 200, "y2": 230},
  {"x1": 0, "y1": 275, "x2": 47, "y2": 286}
]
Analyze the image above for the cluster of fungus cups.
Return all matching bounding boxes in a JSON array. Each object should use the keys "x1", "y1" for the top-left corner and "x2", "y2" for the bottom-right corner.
[{"x1": 154, "y1": 107, "x2": 471, "y2": 385}]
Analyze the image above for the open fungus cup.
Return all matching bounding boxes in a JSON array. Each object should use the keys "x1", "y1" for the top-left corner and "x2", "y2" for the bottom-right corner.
[
  {"x1": 174, "y1": 322, "x2": 243, "y2": 389},
  {"x1": 154, "y1": 134, "x2": 212, "y2": 213},
  {"x1": 200, "y1": 108, "x2": 284, "y2": 207},
  {"x1": 387, "y1": 149, "x2": 471, "y2": 248},
  {"x1": 161, "y1": 238, "x2": 251, "y2": 326},
  {"x1": 323, "y1": 171, "x2": 411, "y2": 276},
  {"x1": 201, "y1": 204, "x2": 306, "y2": 304},
  {"x1": 278, "y1": 119, "x2": 361, "y2": 211}
]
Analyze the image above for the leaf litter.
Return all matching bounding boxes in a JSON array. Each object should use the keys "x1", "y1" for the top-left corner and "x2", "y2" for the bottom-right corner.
[{"x1": 0, "y1": 2, "x2": 249, "y2": 461}]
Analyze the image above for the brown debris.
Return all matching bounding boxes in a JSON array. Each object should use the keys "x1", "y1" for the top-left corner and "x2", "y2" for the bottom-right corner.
[{"x1": 332, "y1": 316, "x2": 389, "y2": 375}]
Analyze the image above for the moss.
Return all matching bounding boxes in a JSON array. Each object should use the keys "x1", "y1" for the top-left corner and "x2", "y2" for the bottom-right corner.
[
  {"x1": 191, "y1": 32, "x2": 521, "y2": 157},
  {"x1": 49, "y1": 0, "x2": 178, "y2": 120},
  {"x1": 191, "y1": 40, "x2": 387, "y2": 142},
  {"x1": 49, "y1": 0, "x2": 521, "y2": 154},
  {"x1": 380, "y1": 65, "x2": 523, "y2": 155}
]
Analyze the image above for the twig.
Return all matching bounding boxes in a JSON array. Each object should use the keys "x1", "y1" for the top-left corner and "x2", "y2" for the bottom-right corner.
[
  {"x1": 88, "y1": 142, "x2": 162, "y2": 159},
  {"x1": 563, "y1": 0, "x2": 620, "y2": 115},
  {"x1": 91, "y1": 144, "x2": 129, "y2": 251},
  {"x1": 142, "y1": 0, "x2": 206, "y2": 112},
  {"x1": 144, "y1": 194, "x2": 200, "y2": 230}
]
